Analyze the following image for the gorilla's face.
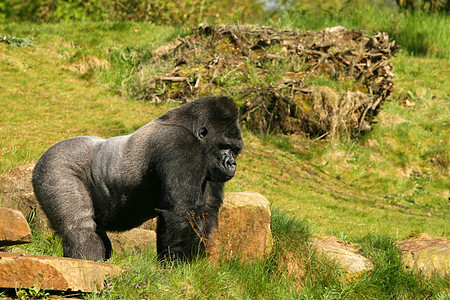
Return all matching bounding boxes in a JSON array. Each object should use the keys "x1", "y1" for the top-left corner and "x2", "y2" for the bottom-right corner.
[
  {"x1": 159, "y1": 96, "x2": 243, "y2": 183},
  {"x1": 201, "y1": 118, "x2": 243, "y2": 182}
]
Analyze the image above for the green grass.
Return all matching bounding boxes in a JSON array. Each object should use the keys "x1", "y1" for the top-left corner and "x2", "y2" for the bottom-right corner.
[
  {"x1": 0, "y1": 20, "x2": 449, "y2": 299},
  {"x1": 8, "y1": 210, "x2": 447, "y2": 299}
]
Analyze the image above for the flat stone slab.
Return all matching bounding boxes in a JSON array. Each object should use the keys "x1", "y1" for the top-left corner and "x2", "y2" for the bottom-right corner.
[
  {"x1": 397, "y1": 234, "x2": 449, "y2": 277},
  {"x1": 0, "y1": 207, "x2": 32, "y2": 246},
  {"x1": 0, "y1": 252, "x2": 122, "y2": 292},
  {"x1": 314, "y1": 236, "x2": 373, "y2": 279}
]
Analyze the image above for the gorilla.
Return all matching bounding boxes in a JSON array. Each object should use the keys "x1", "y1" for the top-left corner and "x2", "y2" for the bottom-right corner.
[{"x1": 32, "y1": 96, "x2": 243, "y2": 262}]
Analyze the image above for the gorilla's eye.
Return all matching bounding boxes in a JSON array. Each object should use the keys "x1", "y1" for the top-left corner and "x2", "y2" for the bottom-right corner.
[{"x1": 199, "y1": 127, "x2": 208, "y2": 138}]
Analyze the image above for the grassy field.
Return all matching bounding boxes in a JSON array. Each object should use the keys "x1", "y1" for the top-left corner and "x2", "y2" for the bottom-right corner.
[{"x1": 1, "y1": 20, "x2": 449, "y2": 299}]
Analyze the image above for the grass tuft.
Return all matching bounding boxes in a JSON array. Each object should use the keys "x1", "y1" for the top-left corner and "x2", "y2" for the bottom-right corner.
[{"x1": 350, "y1": 234, "x2": 449, "y2": 299}]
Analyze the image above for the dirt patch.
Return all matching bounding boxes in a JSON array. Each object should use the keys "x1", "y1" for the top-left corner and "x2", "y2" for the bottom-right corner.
[{"x1": 134, "y1": 24, "x2": 398, "y2": 139}]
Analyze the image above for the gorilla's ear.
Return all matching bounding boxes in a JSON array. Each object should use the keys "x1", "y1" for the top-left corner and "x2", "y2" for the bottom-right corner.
[{"x1": 198, "y1": 127, "x2": 208, "y2": 139}]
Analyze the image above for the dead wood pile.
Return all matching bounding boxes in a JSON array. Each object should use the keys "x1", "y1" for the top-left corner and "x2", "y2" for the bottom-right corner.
[{"x1": 136, "y1": 24, "x2": 399, "y2": 139}]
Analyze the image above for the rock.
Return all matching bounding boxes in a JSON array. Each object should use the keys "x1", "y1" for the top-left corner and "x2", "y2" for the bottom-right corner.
[
  {"x1": 108, "y1": 228, "x2": 156, "y2": 255},
  {"x1": 314, "y1": 236, "x2": 373, "y2": 279},
  {"x1": 208, "y1": 192, "x2": 273, "y2": 261},
  {"x1": 0, "y1": 207, "x2": 32, "y2": 246},
  {"x1": 397, "y1": 233, "x2": 449, "y2": 278},
  {"x1": 0, "y1": 252, "x2": 122, "y2": 292},
  {"x1": 0, "y1": 164, "x2": 52, "y2": 233}
]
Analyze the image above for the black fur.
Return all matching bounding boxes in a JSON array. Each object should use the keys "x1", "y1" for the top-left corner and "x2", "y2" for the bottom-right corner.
[{"x1": 32, "y1": 96, "x2": 243, "y2": 262}]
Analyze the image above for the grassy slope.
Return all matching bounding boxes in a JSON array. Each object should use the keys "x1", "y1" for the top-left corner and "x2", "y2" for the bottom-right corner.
[
  {"x1": 1, "y1": 22, "x2": 448, "y2": 240},
  {"x1": 0, "y1": 22, "x2": 449, "y2": 299}
]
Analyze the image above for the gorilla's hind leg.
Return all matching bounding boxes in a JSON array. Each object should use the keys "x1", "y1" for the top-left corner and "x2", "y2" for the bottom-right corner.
[{"x1": 62, "y1": 229, "x2": 108, "y2": 261}]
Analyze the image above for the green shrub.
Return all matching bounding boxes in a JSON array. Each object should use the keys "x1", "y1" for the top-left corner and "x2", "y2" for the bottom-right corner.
[{"x1": 0, "y1": 0, "x2": 264, "y2": 25}]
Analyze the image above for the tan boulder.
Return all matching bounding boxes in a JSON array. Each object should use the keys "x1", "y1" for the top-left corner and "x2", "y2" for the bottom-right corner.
[
  {"x1": 314, "y1": 236, "x2": 373, "y2": 279},
  {"x1": 397, "y1": 233, "x2": 449, "y2": 278},
  {"x1": 0, "y1": 252, "x2": 122, "y2": 292},
  {"x1": 0, "y1": 207, "x2": 32, "y2": 246},
  {"x1": 208, "y1": 192, "x2": 273, "y2": 261},
  {"x1": 108, "y1": 228, "x2": 156, "y2": 255}
]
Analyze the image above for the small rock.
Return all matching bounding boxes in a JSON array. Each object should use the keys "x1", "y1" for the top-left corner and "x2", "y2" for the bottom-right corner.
[
  {"x1": 108, "y1": 228, "x2": 156, "y2": 255},
  {"x1": 397, "y1": 233, "x2": 449, "y2": 278},
  {"x1": 0, "y1": 251, "x2": 122, "y2": 292},
  {"x1": 366, "y1": 139, "x2": 379, "y2": 148},
  {"x1": 402, "y1": 99, "x2": 415, "y2": 107},
  {"x1": 208, "y1": 192, "x2": 273, "y2": 261},
  {"x1": 314, "y1": 236, "x2": 373, "y2": 279},
  {"x1": 0, "y1": 207, "x2": 32, "y2": 246}
]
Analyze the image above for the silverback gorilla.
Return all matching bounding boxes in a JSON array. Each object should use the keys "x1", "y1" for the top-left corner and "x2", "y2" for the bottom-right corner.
[{"x1": 32, "y1": 96, "x2": 243, "y2": 262}]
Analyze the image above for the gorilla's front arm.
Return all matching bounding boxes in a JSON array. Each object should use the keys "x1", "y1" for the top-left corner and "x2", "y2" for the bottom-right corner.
[
  {"x1": 93, "y1": 124, "x2": 220, "y2": 260},
  {"x1": 141, "y1": 124, "x2": 222, "y2": 260}
]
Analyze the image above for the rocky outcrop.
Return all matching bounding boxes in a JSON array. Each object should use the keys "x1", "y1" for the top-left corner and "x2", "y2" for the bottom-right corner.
[
  {"x1": 314, "y1": 236, "x2": 373, "y2": 279},
  {"x1": 0, "y1": 252, "x2": 122, "y2": 292},
  {"x1": 0, "y1": 207, "x2": 32, "y2": 246},
  {"x1": 208, "y1": 192, "x2": 273, "y2": 261},
  {"x1": 397, "y1": 234, "x2": 449, "y2": 278}
]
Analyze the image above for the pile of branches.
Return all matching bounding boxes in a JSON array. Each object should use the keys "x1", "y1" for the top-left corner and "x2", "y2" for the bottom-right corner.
[{"x1": 135, "y1": 24, "x2": 399, "y2": 139}]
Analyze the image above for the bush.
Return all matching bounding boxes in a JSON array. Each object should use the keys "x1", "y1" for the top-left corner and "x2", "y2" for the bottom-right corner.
[{"x1": 0, "y1": 0, "x2": 265, "y2": 25}]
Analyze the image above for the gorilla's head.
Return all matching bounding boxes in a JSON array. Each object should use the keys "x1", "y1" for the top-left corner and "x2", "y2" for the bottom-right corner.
[
  {"x1": 200, "y1": 98, "x2": 243, "y2": 182},
  {"x1": 159, "y1": 96, "x2": 243, "y2": 182}
]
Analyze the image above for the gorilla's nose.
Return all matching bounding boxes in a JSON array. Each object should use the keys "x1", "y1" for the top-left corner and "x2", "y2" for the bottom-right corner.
[{"x1": 224, "y1": 156, "x2": 236, "y2": 171}]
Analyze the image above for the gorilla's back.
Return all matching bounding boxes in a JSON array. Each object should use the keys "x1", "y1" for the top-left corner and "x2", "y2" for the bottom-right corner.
[{"x1": 33, "y1": 136, "x2": 104, "y2": 189}]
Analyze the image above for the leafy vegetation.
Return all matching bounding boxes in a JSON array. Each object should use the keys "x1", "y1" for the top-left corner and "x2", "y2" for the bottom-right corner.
[
  {"x1": 1, "y1": 1, "x2": 449, "y2": 299},
  {"x1": 0, "y1": 0, "x2": 264, "y2": 25},
  {"x1": 0, "y1": 35, "x2": 33, "y2": 47},
  {"x1": 394, "y1": 0, "x2": 449, "y2": 13}
]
